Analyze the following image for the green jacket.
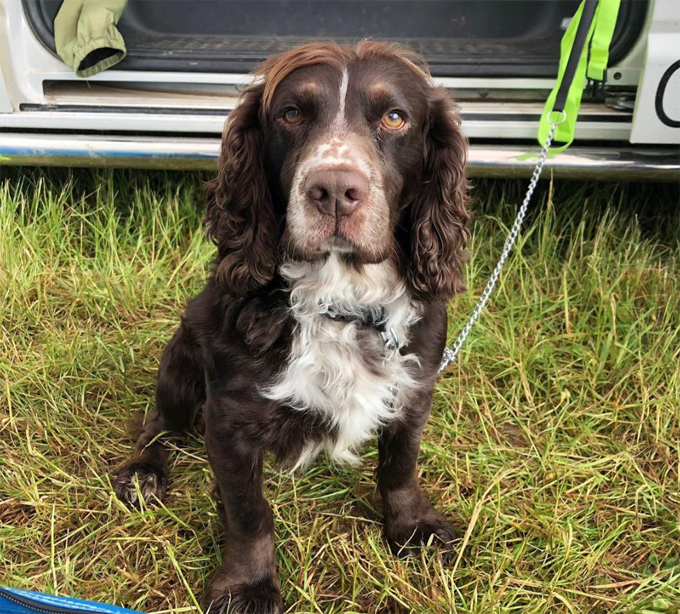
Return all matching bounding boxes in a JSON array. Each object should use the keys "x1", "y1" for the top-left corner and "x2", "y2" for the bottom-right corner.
[{"x1": 54, "y1": 0, "x2": 128, "y2": 77}]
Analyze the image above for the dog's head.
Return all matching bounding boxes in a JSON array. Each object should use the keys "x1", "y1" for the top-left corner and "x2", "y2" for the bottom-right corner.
[{"x1": 205, "y1": 42, "x2": 469, "y2": 300}]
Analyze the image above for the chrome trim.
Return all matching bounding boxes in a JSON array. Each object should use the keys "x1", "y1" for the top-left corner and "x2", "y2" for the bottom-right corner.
[
  {"x1": 469, "y1": 146, "x2": 679, "y2": 181},
  {"x1": 1, "y1": 133, "x2": 678, "y2": 181},
  {"x1": 0, "y1": 134, "x2": 217, "y2": 170}
]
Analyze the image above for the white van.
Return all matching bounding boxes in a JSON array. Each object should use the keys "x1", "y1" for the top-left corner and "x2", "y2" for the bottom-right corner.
[{"x1": 0, "y1": 0, "x2": 678, "y2": 180}]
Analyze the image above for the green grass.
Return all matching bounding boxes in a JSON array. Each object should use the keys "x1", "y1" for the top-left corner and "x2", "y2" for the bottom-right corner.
[{"x1": 1, "y1": 168, "x2": 678, "y2": 614}]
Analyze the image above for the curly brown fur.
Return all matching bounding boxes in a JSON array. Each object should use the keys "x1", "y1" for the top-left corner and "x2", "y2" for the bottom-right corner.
[{"x1": 114, "y1": 41, "x2": 469, "y2": 613}]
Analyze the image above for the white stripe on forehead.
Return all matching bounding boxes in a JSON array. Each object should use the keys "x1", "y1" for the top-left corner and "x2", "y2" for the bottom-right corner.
[{"x1": 333, "y1": 68, "x2": 350, "y2": 130}]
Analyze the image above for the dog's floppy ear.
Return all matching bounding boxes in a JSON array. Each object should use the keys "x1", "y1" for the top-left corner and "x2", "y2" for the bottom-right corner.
[
  {"x1": 204, "y1": 82, "x2": 278, "y2": 297},
  {"x1": 409, "y1": 87, "x2": 470, "y2": 300}
]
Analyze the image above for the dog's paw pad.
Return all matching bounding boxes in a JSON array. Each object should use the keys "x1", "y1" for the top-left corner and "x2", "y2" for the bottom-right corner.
[{"x1": 114, "y1": 463, "x2": 167, "y2": 507}]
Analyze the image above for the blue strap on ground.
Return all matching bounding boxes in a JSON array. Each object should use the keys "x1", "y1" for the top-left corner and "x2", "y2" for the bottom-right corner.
[{"x1": 0, "y1": 588, "x2": 142, "y2": 614}]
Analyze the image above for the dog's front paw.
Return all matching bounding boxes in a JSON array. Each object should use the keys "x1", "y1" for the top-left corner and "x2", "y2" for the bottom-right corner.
[
  {"x1": 385, "y1": 507, "x2": 459, "y2": 562},
  {"x1": 204, "y1": 577, "x2": 283, "y2": 614},
  {"x1": 113, "y1": 462, "x2": 167, "y2": 507}
]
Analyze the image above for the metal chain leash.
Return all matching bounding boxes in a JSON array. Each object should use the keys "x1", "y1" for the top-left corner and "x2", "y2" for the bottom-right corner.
[{"x1": 439, "y1": 117, "x2": 563, "y2": 372}]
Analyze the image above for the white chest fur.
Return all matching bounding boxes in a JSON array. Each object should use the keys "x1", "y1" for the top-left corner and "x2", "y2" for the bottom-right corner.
[{"x1": 263, "y1": 254, "x2": 422, "y2": 468}]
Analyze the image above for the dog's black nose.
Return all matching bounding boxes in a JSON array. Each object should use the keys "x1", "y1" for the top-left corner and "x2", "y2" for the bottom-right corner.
[{"x1": 305, "y1": 169, "x2": 369, "y2": 217}]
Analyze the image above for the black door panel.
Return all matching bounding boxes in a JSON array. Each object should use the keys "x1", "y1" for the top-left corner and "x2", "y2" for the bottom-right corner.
[{"x1": 23, "y1": 0, "x2": 648, "y2": 77}]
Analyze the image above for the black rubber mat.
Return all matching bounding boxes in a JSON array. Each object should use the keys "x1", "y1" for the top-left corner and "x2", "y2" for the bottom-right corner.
[{"x1": 24, "y1": 0, "x2": 648, "y2": 77}]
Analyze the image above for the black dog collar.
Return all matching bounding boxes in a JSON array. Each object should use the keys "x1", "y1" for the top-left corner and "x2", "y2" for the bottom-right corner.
[
  {"x1": 319, "y1": 304, "x2": 387, "y2": 331},
  {"x1": 318, "y1": 303, "x2": 401, "y2": 358}
]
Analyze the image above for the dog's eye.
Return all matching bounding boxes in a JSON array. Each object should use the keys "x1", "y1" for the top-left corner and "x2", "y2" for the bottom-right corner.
[
  {"x1": 283, "y1": 108, "x2": 303, "y2": 125},
  {"x1": 381, "y1": 111, "x2": 406, "y2": 130}
]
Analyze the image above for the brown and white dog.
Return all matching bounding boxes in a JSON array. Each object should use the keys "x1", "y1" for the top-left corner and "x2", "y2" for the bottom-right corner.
[{"x1": 114, "y1": 42, "x2": 470, "y2": 613}]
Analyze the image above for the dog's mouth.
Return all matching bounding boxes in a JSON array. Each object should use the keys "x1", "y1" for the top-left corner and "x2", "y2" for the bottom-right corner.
[
  {"x1": 321, "y1": 235, "x2": 356, "y2": 255},
  {"x1": 284, "y1": 218, "x2": 390, "y2": 265},
  {"x1": 311, "y1": 213, "x2": 388, "y2": 259}
]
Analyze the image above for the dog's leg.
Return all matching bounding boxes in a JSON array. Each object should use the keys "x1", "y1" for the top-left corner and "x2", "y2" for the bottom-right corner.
[
  {"x1": 203, "y1": 400, "x2": 282, "y2": 614},
  {"x1": 114, "y1": 322, "x2": 205, "y2": 506},
  {"x1": 378, "y1": 387, "x2": 458, "y2": 561}
]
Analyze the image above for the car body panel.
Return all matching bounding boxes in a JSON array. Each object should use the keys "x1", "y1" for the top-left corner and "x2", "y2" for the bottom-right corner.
[{"x1": 0, "y1": 0, "x2": 678, "y2": 179}]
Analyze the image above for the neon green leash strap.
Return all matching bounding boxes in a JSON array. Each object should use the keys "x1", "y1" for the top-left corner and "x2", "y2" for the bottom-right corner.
[
  {"x1": 539, "y1": 0, "x2": 621, "y2": 152},
  {"x1": 441, "y1": 0, "x2": 622, "y2": 369},
  {"x1": 588, "y1": 0, "x2": 622, "y2": 80}
]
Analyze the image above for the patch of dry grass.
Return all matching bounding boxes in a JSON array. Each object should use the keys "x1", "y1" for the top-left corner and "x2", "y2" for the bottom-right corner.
[{"x1": 1, "y1": 169, "x2": 678, "y2": 613}]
